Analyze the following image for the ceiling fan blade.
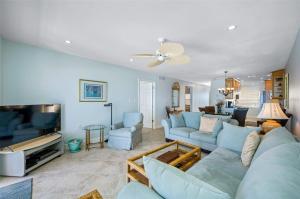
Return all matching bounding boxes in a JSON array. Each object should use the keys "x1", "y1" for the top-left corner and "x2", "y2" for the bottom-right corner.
[
  {"x1": 166, "y1": 55, "x2": 190, "y2": 65},
  {"x1": 133, "y1": 53, "x2": 156, "y2": 58},
  {"x1": 159, "y1": 42, "x2": 184, "y2": 57},
  {"x1": 148, "y1": 59, "x2": 164, "y2": 67}
]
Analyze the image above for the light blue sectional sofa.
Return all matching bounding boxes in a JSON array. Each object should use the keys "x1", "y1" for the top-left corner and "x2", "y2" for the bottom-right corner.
[
  {"x1": 117, "y1": 126, "x2": 300, "y2": 199},
  {"x1": 161, "y1": 112, "x2": 239, "y2": 151}
]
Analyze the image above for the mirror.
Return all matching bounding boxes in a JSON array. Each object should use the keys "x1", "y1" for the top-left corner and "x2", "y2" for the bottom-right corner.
[{"x1": 172, "y1": 82, "x2": 180, "y2": 107}]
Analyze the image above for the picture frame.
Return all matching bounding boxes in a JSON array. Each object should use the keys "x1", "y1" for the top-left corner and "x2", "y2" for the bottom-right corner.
[{"x1": 79, "y1": 79, "x2": 108, "y2": 102}]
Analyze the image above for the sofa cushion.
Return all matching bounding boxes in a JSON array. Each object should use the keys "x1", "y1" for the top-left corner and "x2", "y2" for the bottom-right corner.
[
  {"x1": 187, "y1": 148, "x2": 248, "y2": 198},
  {"x1": 170, "y1": 114, "x2": 186, "y2": 128},
  {"x1": 200, "y1": 117, "x2": 218, "y2": 133},
  {"x1": 190, "y1": 131, "x2": 216, "y2": 144},
  {"x1": 217, "y1": 123, "x2": 261, "y2": 153},
  {"x1": 182, "y1": 112, "x2": 204, "y2": 129},
  {"x1": 143, "y1": 156, "x2": 231, "y2": 199},
  {"x1": 170, "y1": 127, "x2": 194, "y2": 138},
  {"x1": 252, "y1": 127, "x2": 295, "y2": 161},
  {"x1": 109, "y1": 128, "x2": 132, "y2": 138},
  {"x1": 117, "y1": 181, "x2": 163, "y2": 199},
  {"x1": 235, "y1": 143, "x2": 300, "y2": 199}
]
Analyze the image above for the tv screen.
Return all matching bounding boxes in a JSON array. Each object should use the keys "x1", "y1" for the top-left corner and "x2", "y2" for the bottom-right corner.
[{"x1": 0, "y1": 104, "x2": 61, "y2": 148}]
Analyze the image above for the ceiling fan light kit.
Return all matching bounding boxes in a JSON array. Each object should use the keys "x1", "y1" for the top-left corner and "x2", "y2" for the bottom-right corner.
[{"x1": 133, "y1": 38, "x2": 190, "y2": 67}]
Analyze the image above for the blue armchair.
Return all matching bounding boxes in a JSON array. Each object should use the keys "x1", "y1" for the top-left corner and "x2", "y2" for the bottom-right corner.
[{"x1": 108, "y1": 112, "x2": 143, "y2": 150}]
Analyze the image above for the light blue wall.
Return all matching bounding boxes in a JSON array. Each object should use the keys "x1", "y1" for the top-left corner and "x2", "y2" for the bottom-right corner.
[
  {"x1": 0, "y1": 37, "x2": 2, "y2": 104},
  {"x1": 286, "y1": 30, "x2": 300, "y2": 136},
  {"x1": 1, "y1": 39, "x2": 179, "y2": 140}
]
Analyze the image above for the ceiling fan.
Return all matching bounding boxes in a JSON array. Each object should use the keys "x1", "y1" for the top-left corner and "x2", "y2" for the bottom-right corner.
[{"x1": 132, "y1": 38, "x2": 190, "y2": 67}]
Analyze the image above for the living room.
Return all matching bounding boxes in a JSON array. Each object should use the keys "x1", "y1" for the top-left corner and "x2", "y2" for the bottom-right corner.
[{"x1": 0, "y1": 1, "x2": 300, "y2": 199}]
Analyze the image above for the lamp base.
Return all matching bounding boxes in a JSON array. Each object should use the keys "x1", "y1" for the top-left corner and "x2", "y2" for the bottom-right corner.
[{"x1": 262, "y1": 120, "x2": 282, "y2": 134}]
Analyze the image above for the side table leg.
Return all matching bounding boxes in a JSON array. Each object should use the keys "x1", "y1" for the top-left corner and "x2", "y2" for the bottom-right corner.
[
  {"x1": 86, "y1": 130, "x2": 90, "y2": 151},
  {"x1": 100, "y1": 128, "x2": 104, "y2": 148}
]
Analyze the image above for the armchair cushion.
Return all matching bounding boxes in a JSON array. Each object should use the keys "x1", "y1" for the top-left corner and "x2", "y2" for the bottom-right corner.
[
  {"x1": 123, "y1": 112, "x2": 143, "y2": 128},
  {"x1": 170, "y1": 114, "x2": 186, "y2": 128},
  {"x1": 143, "y1": 156, "x2": 231, "y2": 199},
  {"x1": 109, "y1": 128, "x2": 133, "y2": 138},
  {"x1": 112, "y1": 122, "x2": 124, "y2": 130}
]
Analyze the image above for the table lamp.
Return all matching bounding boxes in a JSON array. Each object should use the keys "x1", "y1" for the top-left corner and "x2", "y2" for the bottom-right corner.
[{"x1": 257, "y1": 100, "x2": 288, "y2": 133}]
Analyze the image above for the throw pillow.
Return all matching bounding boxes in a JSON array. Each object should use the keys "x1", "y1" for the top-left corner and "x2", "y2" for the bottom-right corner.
[
  {"x1": 143, "y1": 156, "x2": 231, "y2": 199},
  {"x1": 170, "y1": 114, "x2": 186, "y2": 128},
  {"x1": 241, "y1": 131, "x2": 260, "y2": 167},
  {"x1": 199, "y1": 116, "x2": 218, "y2": 133}
]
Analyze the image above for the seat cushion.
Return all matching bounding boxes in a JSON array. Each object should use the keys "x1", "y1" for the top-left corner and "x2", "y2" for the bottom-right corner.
[
  {"x1": 143, "y1": 156, "x2": 231, "y2": 199},
  {"x1": 170, "y1": 114, "x2": 186, "y2": 128},
  {"x1": 235, "y1": 143, "x2": 300, "y2": 199},
  {"x1": 187, "y1": 148, "x2": 248, "y2": 198},
  {"x1": 217, "y1": 122, "x2": 261, "y2": 153},
  {"x1": 252, "y1": 127, "x2": 296, "y2": 161},
  {"x1": 190, "y1": 131, "x2": 217, "y2": 144},
  {"x1": 109, "y1": 128, "x2": 132, "y2": 138},
  {"x1": 182, "y1": 112, "x2": 204, "y2": 129},
  {"x1": 170, "y1": 127, "x2": 195, "y2": 138}
]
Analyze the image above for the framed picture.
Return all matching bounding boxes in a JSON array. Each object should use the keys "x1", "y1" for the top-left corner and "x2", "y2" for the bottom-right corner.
[{"x1": 79, "y1": 79, "x2": 108, "y2": 102}]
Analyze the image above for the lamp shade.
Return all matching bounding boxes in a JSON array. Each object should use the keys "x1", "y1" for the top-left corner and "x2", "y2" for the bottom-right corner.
[{"x1": 257, "y1": 102, "x2": 288, "y2": 119}]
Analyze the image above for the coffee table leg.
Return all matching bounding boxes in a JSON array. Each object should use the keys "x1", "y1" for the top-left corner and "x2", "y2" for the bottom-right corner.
[
  {"x1": 100, "y1": 128, "x2": 104, "y2": 148},
  {"x1": 86, "y1": 130, "x2": 90, "y2": 151}
]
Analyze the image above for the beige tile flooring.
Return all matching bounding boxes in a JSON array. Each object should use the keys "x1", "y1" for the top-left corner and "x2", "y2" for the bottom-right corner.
[{"x1": 1, "y1": 128, "x2": 168, "y2": 199}]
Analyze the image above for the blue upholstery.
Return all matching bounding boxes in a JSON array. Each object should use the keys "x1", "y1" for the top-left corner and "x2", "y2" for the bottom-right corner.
[
  {"x1": 190, "y1": 131, "x2": 216, "y2": 144},
  {"x1": 217, "y1": 122, "x2": 261, "y2": 153},
  {"x1": 117, "y1": 182, "x2": 163, "y2": 199},
  {"x1": 252, "y1": 127, "x2": 296, "y2": 161},
  {"x1": 169, "y1": 127, "x2": 194, "y2": 138},
  {"x1": 108, "y1": 112, "x2": 143, "y2": 150},
  {"x1": 235, "y1": 143, "x2": 300, "y2": 199},
  {"x1": 182, "y1": 112, "x2": 204, "y2": 129},
  {"x1": 170, "y1": 114, "x2": 185, "y2": 128},
  {"x1": 143, "y1": 156, "x2": 231, "y2": 199},
  {"x1": 187, "y1": 148, "x2": 248, "y2": 198}
]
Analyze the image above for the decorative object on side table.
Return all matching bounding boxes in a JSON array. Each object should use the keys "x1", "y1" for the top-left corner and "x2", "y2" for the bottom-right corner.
[
  {"x1": 83, "y1": 124, "x2": 107, "y2": 150},
  {"x1": 257, "y1": 100, "x2": 288, "y2": 133},
  {"x1": 127, "y1": 140, "x2": 201, "y2": 186},
  {"x1": 79, "y1": 79, "x2": 107, "y2": 102}
]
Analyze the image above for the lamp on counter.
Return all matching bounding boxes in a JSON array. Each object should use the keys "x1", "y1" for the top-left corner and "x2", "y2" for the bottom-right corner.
[{"x1": 257, "y1": 100, "x2": 288, "y2": 133}]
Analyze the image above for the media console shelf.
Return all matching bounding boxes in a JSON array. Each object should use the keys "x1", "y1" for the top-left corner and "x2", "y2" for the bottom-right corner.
[{"x1": 0, "y1": 133, "x2": 64, "y2": 177}]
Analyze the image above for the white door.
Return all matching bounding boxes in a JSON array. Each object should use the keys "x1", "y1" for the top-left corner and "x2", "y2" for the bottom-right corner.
[{"x1": 139, "y1": 80, "x2": 155, "y2": 128}]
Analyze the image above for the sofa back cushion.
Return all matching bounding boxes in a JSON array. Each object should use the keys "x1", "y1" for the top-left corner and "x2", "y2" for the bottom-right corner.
[
  {"x1": 143, "y1": 156, "x2": 231, "y2": 199},
  {"x1": 170, "y1": 114, "x2": 186, "y2": 128},
  {"x1": 235, "y1": 143, "x2": 300, "y2": 199},
  {"x1": 217, "y1": 122, "x2": 261, "y2": 153},
  {"x1": 182, "y1": 112, "x2": 204, "y2": 129},
  {"x1": 123, "y1": 112, "x2": 143, "y2": 128},
  {"x1": 252, "y1": 127, "x2": 295, "y2": 161}
]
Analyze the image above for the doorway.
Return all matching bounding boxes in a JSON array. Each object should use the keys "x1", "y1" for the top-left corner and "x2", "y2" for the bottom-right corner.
[
  {"x1": 138, "y1": 80, "x2": 155, "y2": 128},
  {"x1": 185, "y1": 86, "x2": 192, "y2": 112}
]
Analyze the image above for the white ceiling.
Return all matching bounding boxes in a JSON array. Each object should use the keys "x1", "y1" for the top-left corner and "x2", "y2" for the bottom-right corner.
[{"x1": 1, "y1": 0, "x2": 300, "y2": 83}]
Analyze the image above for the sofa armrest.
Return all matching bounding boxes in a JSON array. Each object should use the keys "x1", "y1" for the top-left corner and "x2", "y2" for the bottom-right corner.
[
  {"x1": 112, "y1": 122, "x2": 124, "y2": 130},
  {"x1": 161, "y1": 119, "x2": 172, "y2": 138},
  {"x1": 117, "y1": 182, "x2": 163, "y2": 199}
]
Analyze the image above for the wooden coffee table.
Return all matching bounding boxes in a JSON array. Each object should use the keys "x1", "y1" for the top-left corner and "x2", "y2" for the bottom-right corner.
[{"x1": 127, "y1": 141, "x2": 201, "y2": 186}]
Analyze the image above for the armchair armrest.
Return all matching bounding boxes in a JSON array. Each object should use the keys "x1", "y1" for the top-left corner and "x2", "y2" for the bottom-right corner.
[
  {"x1": 161, "y1": 119, "x2": 172, "y2": 138},
  {"x1": 117, "y1": 182, "x2": 163, "y2": 199},
  {"x1": 112, "y1": 122, "x2": 124, "y2": 130},
  {"x1": 131, "y1": 123, "x2": 143, "y2": 132}
]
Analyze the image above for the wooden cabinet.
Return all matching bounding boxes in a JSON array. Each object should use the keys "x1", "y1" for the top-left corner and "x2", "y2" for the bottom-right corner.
[
  {"x1": 272, "y1": 69, "x2": 285, "y2": 99},
  {"x1": 265, "y1": 80, "x2": 272, "y2": 91}
]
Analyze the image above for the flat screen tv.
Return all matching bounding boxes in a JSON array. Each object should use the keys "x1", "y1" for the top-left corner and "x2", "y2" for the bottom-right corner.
[{"x1": 0, "y1": 104, "x2": 61, "y2": 148}]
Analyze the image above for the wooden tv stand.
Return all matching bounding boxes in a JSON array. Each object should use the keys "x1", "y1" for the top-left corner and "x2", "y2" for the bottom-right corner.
[{"x1": 0, "y1": 133, "x2": 64, "y2": 177}]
